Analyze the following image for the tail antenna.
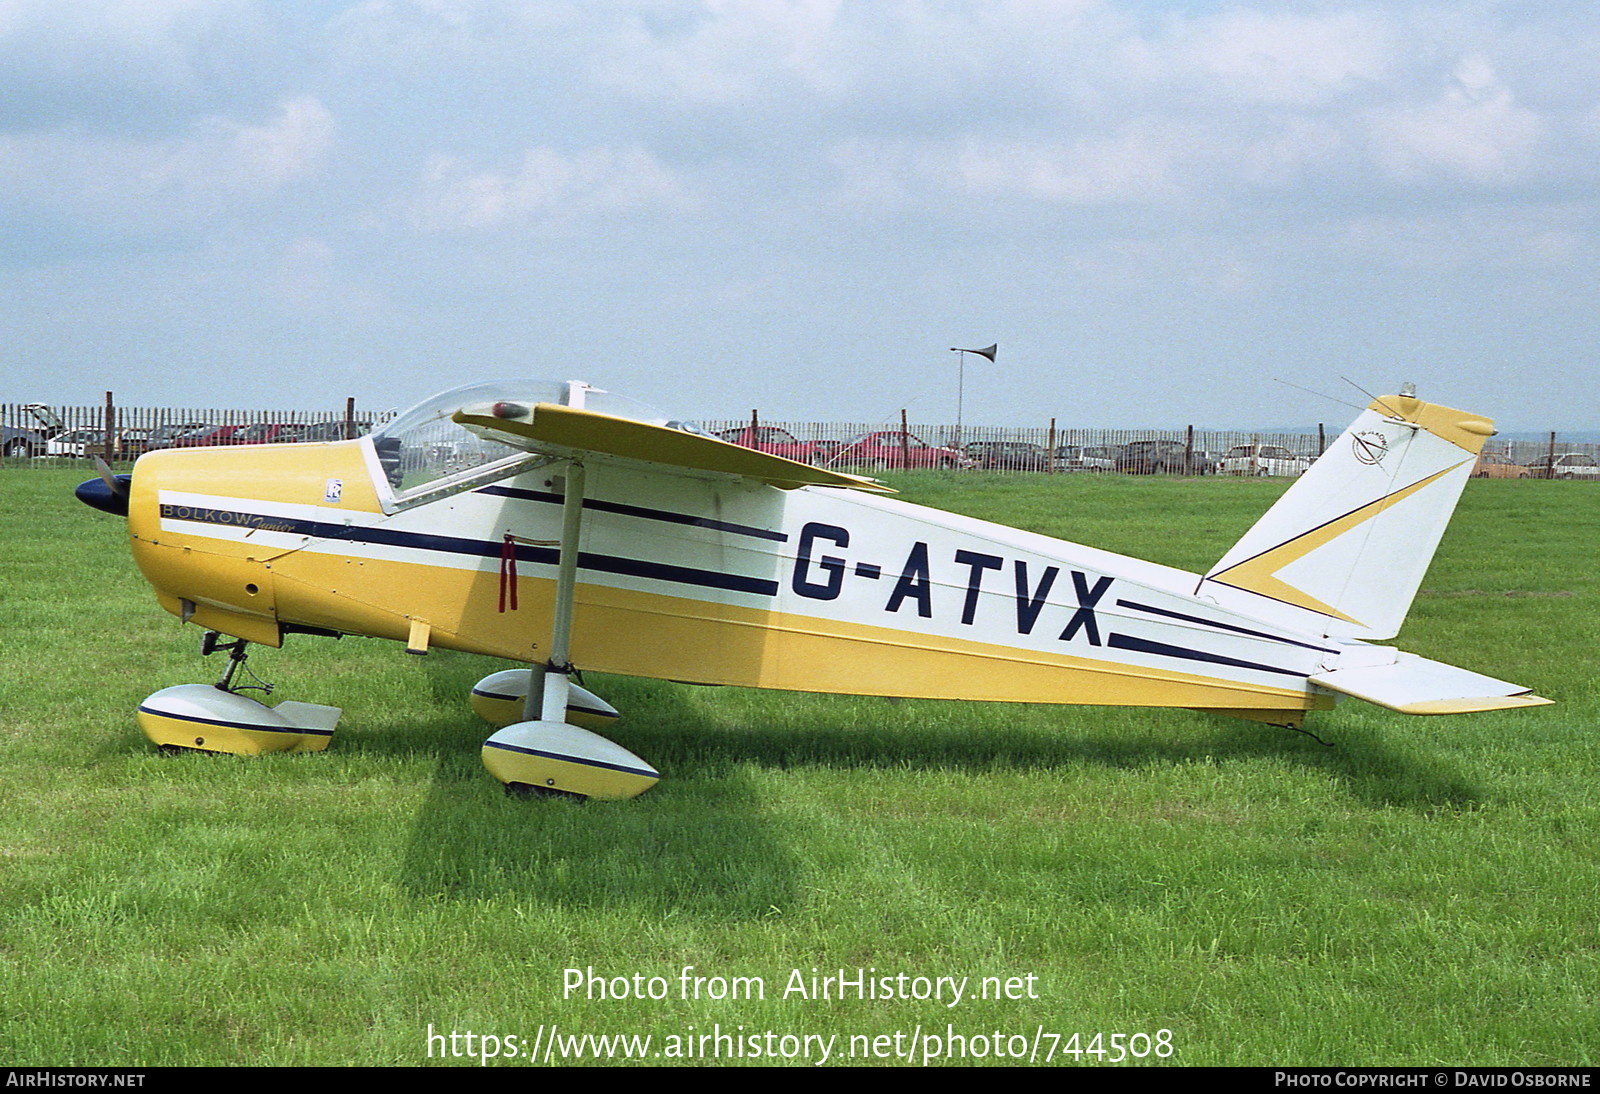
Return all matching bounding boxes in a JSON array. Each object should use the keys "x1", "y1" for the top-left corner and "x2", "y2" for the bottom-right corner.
[{"x1": 1340, "y1": 376, "x2": 1408, "y2": 419}]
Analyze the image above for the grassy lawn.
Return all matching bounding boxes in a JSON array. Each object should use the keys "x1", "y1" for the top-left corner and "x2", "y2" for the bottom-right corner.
[{"x1": 0, "y1": 467, "x2": 1595, "y2": 1066}]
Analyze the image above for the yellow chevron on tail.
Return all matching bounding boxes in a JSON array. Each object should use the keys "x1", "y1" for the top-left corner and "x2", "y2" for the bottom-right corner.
[{"x1": 1202, "y1": 394, "x2": 1495, "y2": 641}]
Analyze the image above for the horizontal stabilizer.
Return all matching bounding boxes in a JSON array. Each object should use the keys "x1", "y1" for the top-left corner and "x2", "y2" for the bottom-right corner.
[
  {"x1": 1309, "y1": 654, "x2": 1550, "y2": 715},
  {"x1": 454, "y1": 403, "x2": 894, "y2": 493}
]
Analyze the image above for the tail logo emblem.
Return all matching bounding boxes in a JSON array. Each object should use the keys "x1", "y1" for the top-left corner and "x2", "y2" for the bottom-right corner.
[{"x1": 1352, "y1": 431, "x2": 1388, "y2": 465}]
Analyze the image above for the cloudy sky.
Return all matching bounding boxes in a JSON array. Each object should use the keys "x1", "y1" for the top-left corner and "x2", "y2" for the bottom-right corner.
[{"x1": 1, "y1": 0, "x2": 1597, "y2": 430}]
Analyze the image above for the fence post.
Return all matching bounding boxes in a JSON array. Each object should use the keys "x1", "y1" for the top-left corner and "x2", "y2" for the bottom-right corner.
[
  {"x1": 103, "y1": 391, "x2": 116, "y2": 461},
  {"x1": 1546, "y1": 431, "x2": 1557, "y2": 479},
  {"x1": 1317, "y1": 423, "x2": 1326, "y2": 456},
  {"x1": 1046, "y1": 417, "x2": 1057, "y2": 474},
  {"x1": 1184, "y1": 424, "x2": 1195, "y2": 476},
  {"x1": 900, "y1": 409, "x2": 910, "y2": 469},
  {"x1": 344, "y1": 397, "x2": 356, "y2": 440}
]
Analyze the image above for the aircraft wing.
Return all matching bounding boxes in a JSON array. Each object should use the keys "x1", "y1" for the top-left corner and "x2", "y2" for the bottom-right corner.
[
  {"x1": 453, "y1": 403, "x2": 894, "y2": 492},
  {"x1": 1309, "y1": 653, "x2": 1551, "y2": 714}
]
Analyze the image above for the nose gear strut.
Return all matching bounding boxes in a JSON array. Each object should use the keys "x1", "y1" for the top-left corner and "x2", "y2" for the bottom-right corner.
[{"x1": 201, "y1": 631, "x2": 274, "y2": 696}]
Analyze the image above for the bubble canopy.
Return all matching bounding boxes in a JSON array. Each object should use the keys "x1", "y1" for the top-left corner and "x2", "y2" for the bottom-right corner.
[{"x1": 369, "y1": 380, "x2": 680, "y2": 503}]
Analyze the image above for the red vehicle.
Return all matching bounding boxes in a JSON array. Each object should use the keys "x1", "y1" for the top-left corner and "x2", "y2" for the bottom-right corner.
[
  {"x1": 832, "y1": 430, "x2": 970, "y2": 470},
  {"x1": 233, "y1": 422, "x2": 309, "y2": 445},
  {"x1": 167, "y1": 424, "x2": 243, "y2": 448},
  {"x1": 715, "y1": 426, "x2": 825, "y2": 464}
]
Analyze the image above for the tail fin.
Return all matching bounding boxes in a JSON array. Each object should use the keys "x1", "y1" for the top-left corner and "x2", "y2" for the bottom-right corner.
[{"x1": 1199, "y1": 391, "x2": 1493, "y2": 640}]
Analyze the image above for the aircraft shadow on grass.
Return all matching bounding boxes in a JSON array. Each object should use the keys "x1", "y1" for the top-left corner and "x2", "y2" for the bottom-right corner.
[{"x1": 391, "y1": 657, "x2": 1485, "y2": 915}]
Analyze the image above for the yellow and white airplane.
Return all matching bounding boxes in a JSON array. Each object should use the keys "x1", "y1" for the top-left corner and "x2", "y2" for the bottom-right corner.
[{"x1": 77, "y1": 380, "x2": 1549, "y2": 799}]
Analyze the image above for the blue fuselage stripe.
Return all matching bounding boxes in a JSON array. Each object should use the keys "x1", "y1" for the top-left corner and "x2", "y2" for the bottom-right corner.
[
  {"x1": 160, "y1": 504, "x2": 779, "y2": 597},
  {"x1": 1106, "y1": 634, "x2": 1305, "y2": 678},
  {"x1": 1115, "y1": 599, "x2": 1335, "y2": 653}
]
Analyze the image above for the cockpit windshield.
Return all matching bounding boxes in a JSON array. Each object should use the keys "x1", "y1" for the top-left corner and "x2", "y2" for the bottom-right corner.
[{"x1": 369, "y1": 380, "x2": 686, "y2": 507}]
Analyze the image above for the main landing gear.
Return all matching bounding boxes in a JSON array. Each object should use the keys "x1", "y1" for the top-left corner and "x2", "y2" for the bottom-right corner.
[
  {"x1": 475, "y1": 666, "x2": 657, "y2": 801},
  {"x1": 475, "y1": 460, "x2": 660, "y2": 801}
]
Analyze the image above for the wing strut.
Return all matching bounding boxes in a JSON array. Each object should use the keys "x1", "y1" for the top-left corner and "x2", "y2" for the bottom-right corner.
[
  {"x1": 523, "y1": 460, "x2": 587, "y2": 723},
  {"x1": 481, "y1": 456, "x2": 661, "y2": 799}
]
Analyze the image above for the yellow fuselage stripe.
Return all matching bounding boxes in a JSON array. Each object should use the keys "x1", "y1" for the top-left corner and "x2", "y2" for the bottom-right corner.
[{"x1": 259, "y1": 548, "x2": 1324, "y2": 711}]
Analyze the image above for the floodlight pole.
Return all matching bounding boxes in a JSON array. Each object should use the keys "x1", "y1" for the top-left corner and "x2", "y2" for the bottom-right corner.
[
  {"x1": 949, "y1": 347, "x2": 967, "y2": 449},
  {"x1": 949, "y1": 344, "x2": 995, "y2": 449}
]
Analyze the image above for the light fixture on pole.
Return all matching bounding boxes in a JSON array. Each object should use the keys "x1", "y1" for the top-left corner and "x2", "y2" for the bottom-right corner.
[{"x1": 948, "y1": 343, "x2": 997, "y2": 447}]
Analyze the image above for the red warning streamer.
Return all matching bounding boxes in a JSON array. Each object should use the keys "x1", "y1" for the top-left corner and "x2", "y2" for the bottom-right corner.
[{"x1": 498, "y1": 533, "x2": 519, "y2": 612}]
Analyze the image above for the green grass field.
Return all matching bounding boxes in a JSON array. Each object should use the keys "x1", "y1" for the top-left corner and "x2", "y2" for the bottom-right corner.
[{"x1": 1, "y1": 468, "x2": 1596, "y2": 1067}]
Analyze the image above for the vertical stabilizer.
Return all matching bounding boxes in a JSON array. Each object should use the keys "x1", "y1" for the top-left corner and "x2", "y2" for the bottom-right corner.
[{"x1": 1200, "y1": 392, "x2": 1493, "y2": 640}]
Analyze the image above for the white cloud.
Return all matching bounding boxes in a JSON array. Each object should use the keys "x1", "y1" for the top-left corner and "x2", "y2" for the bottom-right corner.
[
  {"x1": 827, "y1": 109, "x2": 1351, "y2": 216},
  {"x1": 408, "y1": 145, "x2": 689, "y2": 231},
  {"x1": 947, "y1": 124, "x2": 1189, "y2": 205},
  {"x1": 3, "y1": 2, "x2": 1599, "y2": 428},
  {"x1": 231, "y1": 95, "x2": 335, "y2": 184},
  {"x1": 0, "y1": 0, "x2": 272, "y2": 128},
  {"x1": 1320, "y1": 203, "x2": 1594, "y2": 273},
  {"x1": 1136, "y1": 8, "x2": 1398, "y2": 107},
  {"x1": 1368, "y1": 56, "x2": 1547, "y2": 184},
  {"x1": 275, "y1": 235, "x2": 386, "y2": 320},
  {"x1": 593, "y1": 0, "x2": 1109, "y2": 125},
  {"x1": 597, "y1": 0, "x2": 849, "y2": 104},
  {"x1": 0, "y1": 95, "x2": 334, "y2": 228}
]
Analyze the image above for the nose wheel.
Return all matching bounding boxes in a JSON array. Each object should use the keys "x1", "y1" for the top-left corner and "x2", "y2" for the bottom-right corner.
[
  {"x1": 135, "y1": 632, "x2": 341, "y2": 755},
  {"x1": 503, "y1": 782, "x2": 588, "y2": 804}
]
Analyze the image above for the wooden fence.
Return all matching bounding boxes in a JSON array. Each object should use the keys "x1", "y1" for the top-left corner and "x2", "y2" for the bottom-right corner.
[
  {"x1": 1, "y1": 399, "x2": 378, "y2": 462},
  {"x1": 3, "y1": 399, "x2": 1595, "y2": 478}
]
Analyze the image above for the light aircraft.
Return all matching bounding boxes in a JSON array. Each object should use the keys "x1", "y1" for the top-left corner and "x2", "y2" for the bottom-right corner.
[{"x1": 76, "y1": 380, "x2": 1550, "y2": 799}]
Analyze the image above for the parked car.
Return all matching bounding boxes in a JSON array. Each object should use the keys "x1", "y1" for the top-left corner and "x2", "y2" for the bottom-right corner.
[
  {"x1": 167, "y1": 424, "x2": 243, "y2": 448},
  {"x1": 1053, "y1": 444, "x2": 1121, "y2": 472},
  {"x1": 1, "y1": 424, "x2": 46, "y2": 457},
  {"x1": 832, "y1": 430, "x2": 971, "y2": 470},
  {"x1": 1116, "y1": 439, "x2": 1214, "y2": 475},
  {"x1": 714, "y1": 426, "x2": 825, "y2": 464},
  {"x1": 233, "y1": 422, "x2": 309, "y2": 445},
  {"x1": 1472, "y1": 452, "x2": 1523, "y2": 479},
  {"x1": 44, "y1": 428, "x2": 107, "y2": 457},
  {"x1": 808, "y1": 438, "x2": 844, "y2": 463},
  {"x1": 299, "y1": 421, "x2": 370, "y2": 442},
  {"x1": 962, "y1": 441, "x2": 1048, "y2": 471},
  {"x1": 20, "y1": 403, "x2": 63, "y2": 436},
  {"x1": 141, "y1": 422, "x2": 212, "y2": 451},
  {"x1": 1521, "y1": 453, "x2": 1600, "y2": 480},
  {"x1": 1219, "y1": 443, "x2": 1310, "y2": 476}
]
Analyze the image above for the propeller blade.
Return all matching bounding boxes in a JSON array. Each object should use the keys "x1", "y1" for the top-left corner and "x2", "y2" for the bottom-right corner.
[{"x1": 93, "y1": 455, "x2": 128, "y2": 499}]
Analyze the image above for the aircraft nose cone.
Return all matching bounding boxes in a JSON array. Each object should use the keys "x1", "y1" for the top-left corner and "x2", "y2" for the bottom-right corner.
[{"x1": 75, "y1": 474, "x2": 132, "y2": 516}]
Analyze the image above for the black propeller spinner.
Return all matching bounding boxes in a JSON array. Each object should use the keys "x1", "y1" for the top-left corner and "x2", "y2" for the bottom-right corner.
[{"x1": 74, "y1": 455, "x2": 131, "y2": 516}]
